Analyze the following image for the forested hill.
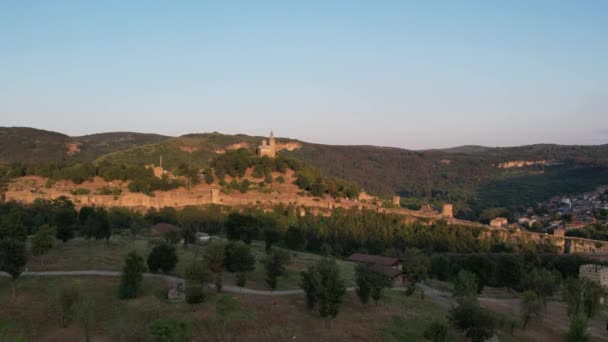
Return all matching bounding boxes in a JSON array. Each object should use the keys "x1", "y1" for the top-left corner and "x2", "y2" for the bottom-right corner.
[
  {"x1": 284, "y1": 142, "x2": 608, "y2": 216},
  {"x1": 2, "y1": 127, "x2": 608, "y2": 219},
  {"x1": 0, "y1": 127, "x2": 170, "y2": 163}
]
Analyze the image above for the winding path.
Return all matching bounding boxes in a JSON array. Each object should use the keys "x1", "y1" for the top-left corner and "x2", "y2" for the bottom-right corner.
[{"x1": 0, "y1": 270, "x2": 308, "y2": 296}]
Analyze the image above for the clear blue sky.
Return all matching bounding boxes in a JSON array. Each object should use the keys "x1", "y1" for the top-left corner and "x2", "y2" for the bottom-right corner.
[{"x1": 1, "y1": 1, "x2": 607, "y2": 149}]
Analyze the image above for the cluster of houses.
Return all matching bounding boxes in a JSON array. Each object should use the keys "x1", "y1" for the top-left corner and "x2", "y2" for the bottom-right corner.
[{"x1": 508, "y1": 186, "x2": 608, "y2": 232}]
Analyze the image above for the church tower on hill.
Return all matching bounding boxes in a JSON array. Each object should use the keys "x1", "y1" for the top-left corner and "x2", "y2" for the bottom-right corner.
[{"x1": 257, "y1": 131, "x2": 277, "y2": 158}]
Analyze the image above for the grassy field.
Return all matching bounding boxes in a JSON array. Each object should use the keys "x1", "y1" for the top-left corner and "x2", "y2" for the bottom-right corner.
[
  {"x1": 25, "y1": 236, "x2": 357, "y2": 291},
  {"x1": 0, "y1": 276, "x2": 458, "y2": 342}
]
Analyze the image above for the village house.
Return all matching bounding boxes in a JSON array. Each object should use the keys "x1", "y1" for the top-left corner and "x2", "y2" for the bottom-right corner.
[{"x1": 348, "y1": 253, "x2": 405, "y2": 285}]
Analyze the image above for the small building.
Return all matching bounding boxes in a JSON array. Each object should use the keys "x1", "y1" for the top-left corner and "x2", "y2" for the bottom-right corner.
[
  {"x1": 580, "y1": 264, "x2": 608, "y2": 288},
  {"x1": 490, "y1": 217, "x2": 508, "y2": 228},
  {"x1": 348, "y1": 253, "x2": 404, "y2": 285},
  {"x1": 150, "y1": 222, "x2": 179, "y2": 237}
]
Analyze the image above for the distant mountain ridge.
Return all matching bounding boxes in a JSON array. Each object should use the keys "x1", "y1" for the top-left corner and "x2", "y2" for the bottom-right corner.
[{"x1": 2, "y1": 126, "x2": 608, "y2": 218}]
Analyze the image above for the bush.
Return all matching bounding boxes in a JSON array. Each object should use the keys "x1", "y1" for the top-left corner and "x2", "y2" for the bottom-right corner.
[
  {"x1": 149, "y1": 318, "x2": 191, "y2": 342},
  {"x1": 147, "y1": 243, "x2": 178, "y2": 273},
  {"x1": 185, "y1": 283, "x2": 205, "y2": 304},
  {"x1": 71, "y1": 188, "x2": 90, "y2": 195},
  {"x1": 423, "y1": 320, "x2": 448, "y2": 342}
]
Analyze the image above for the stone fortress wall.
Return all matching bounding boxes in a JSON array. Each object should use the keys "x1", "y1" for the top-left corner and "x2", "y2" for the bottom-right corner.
[{"x1": 4, "y1": 132, "x2": 608, "y2": 255}]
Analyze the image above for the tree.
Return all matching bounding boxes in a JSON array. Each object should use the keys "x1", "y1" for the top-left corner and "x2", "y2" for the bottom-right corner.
[
  {"x1": 355, "y1": 264, "x2": 392, "y2": 304},
  {"x1": 496, "y1": 255, "x2": 522, "y2": 290},
  {"x1": 521, "y1": 290, "x2": 543, "y2": 329},
  {"x1": 75, "y1": 298, "x2": 95, "y2": 342},
  {"x1": 453, "y1": 270, "x2": 479, "y2": 299},
  {"x1": 567, "y1": 318, "x2": 589, "y2": 342},
  {"x1": 300, "y1": 258, "x2": 347, "y2": 323},
  {"x1": 57, "y1": 282, "x2": 80, "y2": 328},
  {"x1": 264, "y1": 249, "x2": 291, "y2": 290},
  {"x1": 213, "y1": 295, "x2": 249, "y2": 342},
  {"x1": 423, "y1": 320, "x2": 448, "y2": 342},
  {"x1": 147, "y1": 243, "x2": 178, "y2": 273},
  {"x1": 224, "y1": 241, "x2": 256, "y2": 287},
  {"x1": 149, "y1": 318, "x2": 191, "y2": 342},
  {"x1": 263, "y1": 227, "x2": 280, "y2": 254},
  {"x1": 205, "y1": 240, "x2": 226, "y2": 292},
  {"x1": 0, "y1": 239, "x2": 27, "y2": 299},
  {"x1": 118, "y1": 251, "x2": 147, "y2": 299},
  {"x1": 582, "y1": 279, "x2": 604, "y2": 320},
  {"x1": 449, "y1": 298, "x2": 496, "y2": 342},
  {"x1": 31, "y1": 224, "x2": 56, "y2": 266},
  {"x1": 225, "y1": 213, "x2": 259, "y2": 244},
  {"x1": 184, "y1": 258, "x2": 211, "y2": 304},
  {"x1": 520, "y1": 268, "x2": 561, "y2": 310},
  {"x1": 562, "y1": 278, "x2": 604, "y2": 320},
  {"x1": 402, "y1": 248, "x2": 430, "y2": 296}
]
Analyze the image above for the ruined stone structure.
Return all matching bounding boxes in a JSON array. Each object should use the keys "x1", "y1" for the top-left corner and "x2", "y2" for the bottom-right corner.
[
  {"x1": 580, "y1": 264, "x2": 608, "y2": 288},
  {"x1": 257, "y1": 131, "x2": 276, "y2": 158},
  {"x1": 490, "y1": 217, "x2": 508, "y2": 228},
  {"x1": 392, "y1": 196, "x2": 400, "y2": 206},
  {"x1": 441, "y1": 204, "x2": 453, "y2": 218},
  {"x1": 210, "y1": 187, "x2": 220, "y2": 204},
  {"x1": 146, "y1": 156, "x2": 164, "y2": 178}
]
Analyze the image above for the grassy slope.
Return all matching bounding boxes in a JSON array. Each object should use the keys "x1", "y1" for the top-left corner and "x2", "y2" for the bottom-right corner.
[
  {"x1": 0, "y1": 276, "x2": 462, "y2": 342},
  {"x1": 25, "y1": 236, "x2": 357, "y2": 291}
]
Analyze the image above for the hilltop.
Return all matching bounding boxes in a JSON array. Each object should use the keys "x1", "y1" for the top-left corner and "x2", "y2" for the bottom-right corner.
[
  {"x1": 0, "y1": 127, "x2": 170, "y2": 163},
  {"x1": 1, "y1": 126, "x2": 608, "y2": 219}
]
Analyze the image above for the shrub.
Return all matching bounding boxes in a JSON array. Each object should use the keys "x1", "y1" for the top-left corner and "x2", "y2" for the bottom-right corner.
[
  {"x1": 149, "y1": 318, "x2": 191, "y2": 342},
  {"x1": 147, "y1": 243, "x2": 178, "y2": 273},
  {"x1": 423, "y1": 320, "x2": 448, "y2": 342},
  {"x1": 71, "y1": 188, "x2": 90, "y2": 195}
]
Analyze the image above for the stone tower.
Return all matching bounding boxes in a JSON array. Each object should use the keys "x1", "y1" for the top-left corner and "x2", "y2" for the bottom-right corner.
[
  {"x1": 257, "y1": 131, "x2": 277, "y2": 158},
  {"x1": 210, "y1": 187, "x2": 220, "y2": 204},
  {"x1": 441, "y1": 204, "x2": 453, "y2": 218}
]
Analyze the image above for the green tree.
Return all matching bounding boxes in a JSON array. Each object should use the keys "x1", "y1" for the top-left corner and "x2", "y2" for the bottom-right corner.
[
  {"x1": 423, "y1": 320, "x2": 448, "y2": 342},
  {"x1": 205, "y1": 240, "x2": 226, "y2": 292},
  {"x1": 402, "y1": 248, "x2": 430, "y2": 296},
  {"x1": 562, "y1": 278, "x2": 604, "y2": 320},
  {"x1": 149, "y1": 318, "x2": 191, "y2": 342},
  {"x1": 213, "y1": 295, "x2": 249, "y2": 341},
  {"x1": 520, "y1": 268, "x2": 561, "y2": 310},
  {"x1": 31, "y1": 224, "x2": 56, "y2": 266},
  {"x1": 567, "y1": 318, "x2": 589, "y2": 342},
  {"x1": 184, "y1": 259, "x2": 211, "y2": 304},
  {"x1": 0, "y1": 239, "x2": 27, "y2": 299},
  {"x1": 453, "y1": 270, "x2": 479, "y2": 299},
  {"x1": 521, "y1": 290, "x2": 543, "y2": 329},
  {"x1": 264, "y1": 249, "x2": 291, "y2": 290},
  {"x1": 300, "y1": 258, "x2": 347, "y2": 323},
  {"x1": 224, "y1": 241, "x2": 256, "y2": 287},
  {"x1": 147, "y1": 243, "x2": 178, "y2": 273},
  {"x1": 75, "y1": 298, "x2": 95, "y2": 342},
  {"x1": 57, "y1": 282, "x2": 80, "y2": 328},
  {"x1": 355, "y1": 264, "x2": 392, "y2": 304},
  {"x1": 118, "y1": 251, "x2": 147, "y2": 299},
  {"x1": 449, "y1": 298, "x2": 496, "y2": 342}
]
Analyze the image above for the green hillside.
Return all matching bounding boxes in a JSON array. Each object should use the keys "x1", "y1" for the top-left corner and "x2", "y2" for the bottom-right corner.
[
  {"x1": 0, "y1": 127, "x2": 70, "y2": 163},
  {"x1": 2, "y1": 127, "x2": 608, "y2": 220},
  {"x1": 0, "y1": 127, "x2": 171, "y2": 163}
]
